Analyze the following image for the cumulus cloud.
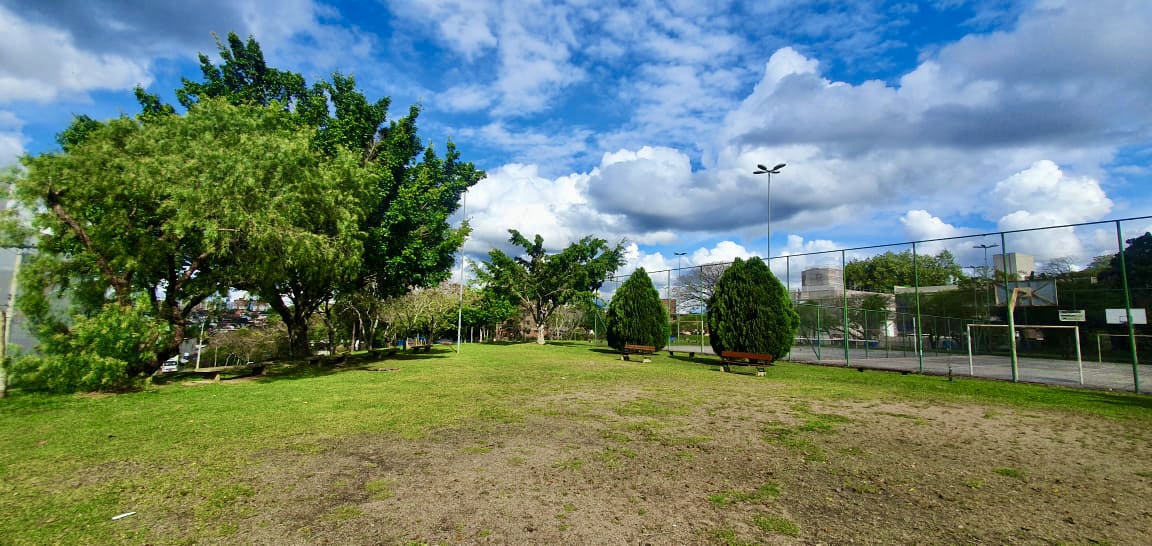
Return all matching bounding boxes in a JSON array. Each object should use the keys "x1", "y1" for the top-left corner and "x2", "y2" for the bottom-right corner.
[
  {"x1": 691, "y1": 241, "x2": 752, "y2": 266},
  {"x1": 991, "y1": 160, "x2": 1112, "y2": 226},
  {"x1": 0, "y1": 111, "x2": 25, "y2": 165},
  {"x1": 0, "y1": 5, "x2": 152, "y2": 103}
]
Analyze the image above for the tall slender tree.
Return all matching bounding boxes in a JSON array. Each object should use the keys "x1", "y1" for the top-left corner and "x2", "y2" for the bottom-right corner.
[
  {"x1": 606, "y1": 268, "x2": 669, "y2": 351},
  {"x1": 706, "y1": 257, "x2": 799, "y2": 357}
]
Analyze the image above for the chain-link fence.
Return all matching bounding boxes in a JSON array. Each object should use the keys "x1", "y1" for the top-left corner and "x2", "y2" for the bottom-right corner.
[{"x1": 601, "y1": 216, "x2": 1152, "y2": 393}]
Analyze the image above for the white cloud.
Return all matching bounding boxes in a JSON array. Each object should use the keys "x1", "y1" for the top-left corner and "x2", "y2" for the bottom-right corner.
[
  {"x1": 0, "y1": 111, "x2": 25, "y2": 165},
  {"x1": 463, "y1": 162, "x2": 610, "y2": 255},
  {"x1": 437, "y1": 85, "x2": 496, "y2": 112},
  {"x1": 0, "y1": 5, "x2": 152, "y2": 103},
  {"x1": 691, "y1": 241, "x2": 752, "y2": 266},
  {"x1": 385, "y1": 0, "x2": 497, "y2": 60},
  {"x1": 991, "y1": 160, "x2": 1112, "y2": 226}
]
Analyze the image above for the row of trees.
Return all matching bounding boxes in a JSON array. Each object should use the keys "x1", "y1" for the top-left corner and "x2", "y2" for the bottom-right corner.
[{"x1": 0, "y1": 33, "x2": 483, "y2": 393}]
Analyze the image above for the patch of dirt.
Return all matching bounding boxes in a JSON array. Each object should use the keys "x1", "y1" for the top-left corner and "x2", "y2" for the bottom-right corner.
[{"x1": 155, "y1": 390, "x2": 1152, "y2": 545}]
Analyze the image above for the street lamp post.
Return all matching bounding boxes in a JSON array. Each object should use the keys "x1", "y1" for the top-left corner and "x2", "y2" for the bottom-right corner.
[
  {"x1": 973, "y1": 243, "x2": 999, "y2": 280},
  {"x1": 674, "y1": 252, "x2": 686, "y2": 345},
  {"x1": 456, "y1": 190, "x2": 468, "y2": 354},
  {"x1": 752, "y1": 163, "x2": 786, "y2": 258},
  {"x1": 973, "y1": 243, "x2": 999, "y2": 318}
]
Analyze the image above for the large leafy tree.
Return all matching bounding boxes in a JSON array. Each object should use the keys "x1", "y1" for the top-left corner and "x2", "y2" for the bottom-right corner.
[
  {"x1": 706, "y1": 257, "x2": 799, "y2": 357},
  {"x1": 154, "y1": 32, "x2": 484, "y2": 355},
  {"x1": 844, "y1": 249, "x2": 965, "y2": 293},
  {"x1": 8, "y1": 99, "x2": 370, "y2": 373},
  {"x1": 478, "y1": 230, "x2": 626, "y2": 344},
  {"x1": 606, "y1": 268, "x2": 669, "y2": 351}
]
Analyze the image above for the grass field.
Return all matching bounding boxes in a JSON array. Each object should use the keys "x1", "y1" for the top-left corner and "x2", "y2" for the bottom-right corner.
[{"x1": 2, "y1": 342, "x2": 1151, "y2": 545}]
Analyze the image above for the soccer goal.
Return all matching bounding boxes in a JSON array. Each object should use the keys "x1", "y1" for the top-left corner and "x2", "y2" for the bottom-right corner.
[
  {"x1": 966, "y1": 323, "x2": 1083, "y2": 384},
  {"x1": 1095, "y1": 334, "x2": 1152, "y2": 363}
]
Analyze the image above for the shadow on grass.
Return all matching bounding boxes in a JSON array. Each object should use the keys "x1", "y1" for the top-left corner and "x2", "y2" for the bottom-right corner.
[{"x1": 248, "y1": 349, "x2": 452, "y2": 383}]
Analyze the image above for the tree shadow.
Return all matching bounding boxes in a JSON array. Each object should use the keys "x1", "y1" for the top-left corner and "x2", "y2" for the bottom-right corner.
[{"x1": 250, "y1": 349, "x2": 450, "y2": 383}]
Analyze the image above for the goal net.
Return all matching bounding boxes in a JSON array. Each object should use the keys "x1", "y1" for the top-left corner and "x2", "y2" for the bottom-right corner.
[{"x1": 966, "y1": 323, "x2": 1083, "y2": 384}]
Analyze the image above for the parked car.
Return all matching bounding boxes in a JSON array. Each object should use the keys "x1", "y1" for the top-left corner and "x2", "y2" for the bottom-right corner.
[{"x1": 160, "y1": 358, "x2": 179, "y2": 373}]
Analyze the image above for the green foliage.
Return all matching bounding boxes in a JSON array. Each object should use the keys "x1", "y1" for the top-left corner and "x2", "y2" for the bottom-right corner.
[
  {"x1": 165, "y1": 32, "x2": 485, "y2": 354},
  {"x1": 844, "y1": 249, "x2": 965, "y2": 292},
  {"x1": 478, "y1": 230, "x2": 626, "y2": 344},
  {"x1": 5, "y1": 32, "x2": 484, "y2": 369},
  {"x1": 706, "y1": 257, "x2": 799, "y2": 357},
  {"x1": 10, "y1": 99, "x2": 371, "y2": 368},
  {"x1": 11, "y1": 302, "x2": 170, "y2": 393},
  {"x1": 606, "y1": 268, "x2": 669, "y2": 350},
  {"x1": 1100, "y1": 232, "x2": 1152, "y2": 293}
]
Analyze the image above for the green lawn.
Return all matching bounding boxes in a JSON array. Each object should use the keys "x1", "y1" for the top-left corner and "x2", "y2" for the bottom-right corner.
[{"x1": 1, "y1": 342, "x2": 1149, "y2": 544}]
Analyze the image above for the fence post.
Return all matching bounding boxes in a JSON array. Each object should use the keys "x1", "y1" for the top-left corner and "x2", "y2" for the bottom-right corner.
[
  {"x1": 842, "y1": 250, "x2": 850, "y2": 366},
  {"x1": 1116, "y1": 221, "x2": 1141, "y2": 392},
  {"x1": 913, "y1": 242, "x2": 924, "y2": 373}
]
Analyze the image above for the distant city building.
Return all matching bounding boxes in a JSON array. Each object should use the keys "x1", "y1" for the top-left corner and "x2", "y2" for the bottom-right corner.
[
  {"x1": 994, "y1": 253, "x2": 1035, "y2": 280},
  {"x1": 802, "y1": 267, "x2": 843, "y2": 290}
]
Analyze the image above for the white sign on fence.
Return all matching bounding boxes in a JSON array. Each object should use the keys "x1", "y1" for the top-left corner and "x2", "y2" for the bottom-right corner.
[
  {"x1": 1058, "y1": 310, "x2": 1085, "y2": 322},
  {"x1": 1105, "y1": 308, "x2": 1148, "y2": 325}
]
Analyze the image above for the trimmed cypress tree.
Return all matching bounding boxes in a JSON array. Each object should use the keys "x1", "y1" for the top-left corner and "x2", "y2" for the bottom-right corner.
[
  {"x1": 606, "y1": 268, "x2": 670, "y2": 351},
  {"x1": 706, "y1": 257, "x2": 799, "y2": 358}
]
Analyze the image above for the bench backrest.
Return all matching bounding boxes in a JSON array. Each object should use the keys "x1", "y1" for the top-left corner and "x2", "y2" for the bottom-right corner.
[
  {"x1": 720, "y1": 351, "x2": 774, "y2": 363},
  {"x1": 624, "y1": 344, "x2": 655, "y2": 350}
]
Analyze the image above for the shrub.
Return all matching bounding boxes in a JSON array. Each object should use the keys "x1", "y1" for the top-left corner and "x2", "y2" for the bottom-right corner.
[
  {"x1": 606, "y1": 268, "x2": 670, "y2": 351},
  {"x1": 706, "y1": 257, "x2": 798, "y2": 357},
  {"x1": 10, "y1": 302, "x2": 170, "y2": 393}
]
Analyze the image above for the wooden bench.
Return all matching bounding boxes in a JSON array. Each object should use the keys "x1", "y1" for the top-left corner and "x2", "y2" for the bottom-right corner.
[
  {"x1": 719, "y1": 351, "x2": 775, "y2": 376},
  {"x1": 404, "y1": 339, "x2": 432, "y2": 353},
  {"x1": 622, "y1": 343, "x2": 656, "y2": 361},
  {"x1": 667, "y1": 349, "x2": 696, "y2": 358}
]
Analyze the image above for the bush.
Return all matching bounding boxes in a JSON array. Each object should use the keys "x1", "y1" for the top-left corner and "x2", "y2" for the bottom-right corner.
[
  {"x1": 606, "y1": 268, "x2": 670, "y2": 351},
  {"x1": 10, "y1": 302, "x2": 170, "y2": 393},
  {"x1": 706, "y1": 257, "x2": 799, "y2": 357},
  {"x1": 11, "y1": 354, "x2": 135, "y2": 394}
]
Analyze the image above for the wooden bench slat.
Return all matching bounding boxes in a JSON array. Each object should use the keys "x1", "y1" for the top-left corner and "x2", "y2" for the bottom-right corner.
[
  {"x1": 718, "y1": 351, "x2": 775, "y2": 376},
  {"x1": 621, "y1": 344, "x2": 656, "y2": 361},
  {"x1": 720, "y1": 351, "x2": 774, "y2": 362}
]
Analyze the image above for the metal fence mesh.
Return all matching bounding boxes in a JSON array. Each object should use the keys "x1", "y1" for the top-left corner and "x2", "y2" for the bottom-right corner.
[{"x1": 601, "y1": 216, "x2": 1152, "y2": 393}]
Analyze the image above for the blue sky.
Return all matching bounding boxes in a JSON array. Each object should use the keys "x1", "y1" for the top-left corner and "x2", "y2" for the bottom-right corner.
[{"x1": 2, "y1": 0, "x2": 1151, "y2": 284}]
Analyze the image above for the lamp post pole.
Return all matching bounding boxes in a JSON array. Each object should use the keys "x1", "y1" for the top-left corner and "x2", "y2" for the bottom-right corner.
[
  {"x1": 752, "y1": 163, "x2": 786, "y2": 259},
  {"x1": 456, "y1": 190, "x2": 468, "y2": 354},
  {"x1": 973, "y1": 243, "x2": 999, "y2": 315},
  {"x1": 674, "y1": 252, "x2": 686, "y2": 345},
  {"x1": 974, "y1": 243, "x2": 999, "y2": 280}
]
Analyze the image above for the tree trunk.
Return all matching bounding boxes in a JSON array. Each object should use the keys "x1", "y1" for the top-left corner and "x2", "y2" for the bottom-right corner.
[
  {"x1": 266, "y1": 295, "x2": 312, "y2": 357},
  {"x1": 536, "y1": 325, "x2": 547, "y2": 344},
  {"x1": 287, "y1": 315, "x2": 311, "y2": 357}
]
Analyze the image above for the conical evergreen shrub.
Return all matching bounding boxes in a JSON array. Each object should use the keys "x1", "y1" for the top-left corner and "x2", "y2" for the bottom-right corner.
[
  {"x1": 606, "y1": 268, "x2": 670, "y2": 351},
  {"x1": 706, "y1": 257, "x2": 799, "y2": 357}
]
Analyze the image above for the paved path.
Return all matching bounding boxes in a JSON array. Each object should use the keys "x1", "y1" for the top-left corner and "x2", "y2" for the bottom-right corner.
[{"x1": 665, "y1": 344, "x2": 1148, "y2": 394}]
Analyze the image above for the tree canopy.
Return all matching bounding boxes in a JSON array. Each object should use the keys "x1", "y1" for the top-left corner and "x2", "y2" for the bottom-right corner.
[
  {"x1": 3, "y1": 32, "x2": 485, "y2": 391},
  {"x1": 706, "y1": 257, "x2": 799, "y2": 357},
  {"x1": 606, "y1": 268, "x2": 669, "y2": 351},
  {"x1": 843, "y1": 249, "x2": 964, "y2": 293},
  {"x1": 9, "y1": 100, "x2": 370, "y2": 365},
  {"x1": 477, "y1": 230, "x2": 626, "y2": 344}
]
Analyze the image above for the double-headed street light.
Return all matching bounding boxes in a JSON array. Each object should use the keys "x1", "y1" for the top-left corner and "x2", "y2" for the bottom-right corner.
[
  {"x1": 973, "y1": 243, "x2": 999, "y2": 280},
  {"x1": 752, "y1": 163, "x2": 786, "y2": 258}
]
